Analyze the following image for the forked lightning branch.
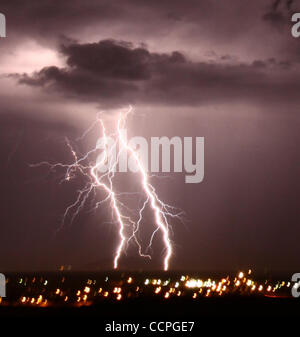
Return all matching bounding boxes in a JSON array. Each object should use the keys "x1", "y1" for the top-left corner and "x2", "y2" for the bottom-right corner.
[{"x1": 32, "y1": 106, "x2": 204, "y2": 270}]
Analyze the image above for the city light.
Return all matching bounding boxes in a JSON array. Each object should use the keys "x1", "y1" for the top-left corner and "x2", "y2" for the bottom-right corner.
[{"x1": 0, "y1": 270, "x2": 292, "y2": 308}]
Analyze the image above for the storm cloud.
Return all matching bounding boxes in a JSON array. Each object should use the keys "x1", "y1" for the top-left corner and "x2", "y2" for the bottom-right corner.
[{"x1": 18, "y1": 39, "x2": 300, "y2": 107}]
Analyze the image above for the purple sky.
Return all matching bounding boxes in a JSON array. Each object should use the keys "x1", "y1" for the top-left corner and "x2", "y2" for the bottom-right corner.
[{"x1": 0, "y1": 0, "x2": 299, "y2": 272}]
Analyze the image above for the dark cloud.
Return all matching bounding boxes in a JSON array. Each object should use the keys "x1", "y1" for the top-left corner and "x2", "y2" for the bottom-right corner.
[
  {"x1": 62, "y1": 40, "x2": 153, "y2": 81},
  {"x1": 0, "y1": 1, "x2": 286, "y2": 52},
  {"x1": 260, "y1": 0, "x2": 300, "y2": 63},
  {"x1": 263, "y1": 11, "x2": 286, "y2": 29},
  {"x1": 287, "y1": 0, "x2": 295, "y2": 9},
  {"x1": 0, "y1": 0, "x2": 210, "y2": 44},
  {"x1": 1, "y1": 0, "x2": 298, "y2": 73},
  {"x1": 18, "y1": 39, "x2": 299, "y2": 107},
  {"x1": 1, "y1": 0, "x2": 120, "y2": 37},
  {"x1": 262, "y1": 0, "x2": 299, "y2": 29}
]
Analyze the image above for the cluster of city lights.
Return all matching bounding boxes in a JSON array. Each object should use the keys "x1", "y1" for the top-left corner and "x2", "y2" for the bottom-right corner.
[{"x1": 0, "y1": 270, "x2": 294, "y2": 308}]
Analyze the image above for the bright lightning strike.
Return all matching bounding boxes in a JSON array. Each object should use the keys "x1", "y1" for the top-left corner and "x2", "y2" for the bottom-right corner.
[
  {"x1": 117, "y1": 107, "x2": 172, "y2": 270},
  {"x1": 32, "y1": 106, "x2": 182, "y2": 270}
]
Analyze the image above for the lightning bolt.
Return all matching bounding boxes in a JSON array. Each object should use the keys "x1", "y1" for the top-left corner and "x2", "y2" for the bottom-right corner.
[
  {"x1": 117, "y1": 107, "x2": 172, "y2": 270},
  {"x1": 32, "y1": 105, "x2": 182, "y2": 270}
]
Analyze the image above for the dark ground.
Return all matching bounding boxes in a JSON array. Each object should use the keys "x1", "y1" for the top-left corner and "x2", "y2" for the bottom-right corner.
[
  {"x1": 0, "y1": 295, "x2": 299, "y2": 336},
  {"x1": 0, "y1": 271, "x2": 299, "y2": 335}
]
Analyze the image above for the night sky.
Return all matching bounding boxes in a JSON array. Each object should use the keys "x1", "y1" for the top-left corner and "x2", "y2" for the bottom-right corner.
[{"x1": 0, "y1": 0, "x2": 299, "y2": 272}]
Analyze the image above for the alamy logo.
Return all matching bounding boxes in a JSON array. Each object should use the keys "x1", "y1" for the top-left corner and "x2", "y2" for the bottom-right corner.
[
  {"x1": 291, "y1": 273, "x2": 300, "y2": 298},
  {"x1": 96, "y1": 131, "x2": 204, "y2": 184},
  {"x1": 0, "y1": 273, "x2": 6, "y2": 297},
  {"x1": 0, "y1": 13, "x2": 6, "y2": 38},
  {"x1": 291, "y1": 13, "x2": 300, "y2": 38}
]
